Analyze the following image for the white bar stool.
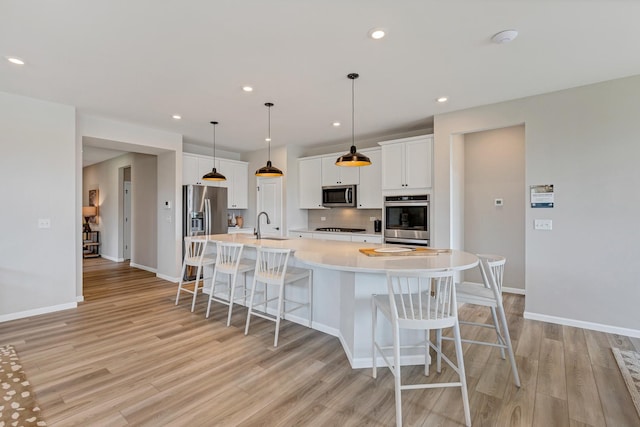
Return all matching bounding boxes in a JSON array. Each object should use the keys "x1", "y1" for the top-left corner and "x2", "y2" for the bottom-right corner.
[
  {"x1": 175, "y1": 237, "x2": 216, "y2": 312},
  {"x1": 205, "y1": 241, "x2": 255, "y2": 326},
  {"x1": 372, "y1": 269, "x2": 471, "y2": 427},
  {"x1": 244, "y1": 247, "x2": 313, "y2": 347}
]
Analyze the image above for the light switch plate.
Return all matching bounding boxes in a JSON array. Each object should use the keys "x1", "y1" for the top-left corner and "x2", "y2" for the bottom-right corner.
[
  {"x1": 320, "y1": 217, "x2": 326, "y2": 221},
  {"x1": 534, "y1": 219, "x2": 552, "y2": 230}
]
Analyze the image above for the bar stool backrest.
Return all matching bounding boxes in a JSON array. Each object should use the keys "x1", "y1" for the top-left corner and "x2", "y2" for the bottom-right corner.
[
  {"x1": 255, "y1": 247, "x2": 291, "y2": 286},
  {"x1": 386, "y1": 269, "x2": 457, "y2": 331},
  {"x1": 215, "y1": 242, "x2": 244, "y2": 274},
  {"x1": 184, "y1": 237, "x2": 209, "y2": 267},
  {"x1": 477, "y1": 254, "x2": 506, "y2": 298}
]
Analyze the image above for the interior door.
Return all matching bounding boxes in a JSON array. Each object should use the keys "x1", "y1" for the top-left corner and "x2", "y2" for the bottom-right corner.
[{"x1": 256, "y1": 177, "x2": 283, "y2": 236}]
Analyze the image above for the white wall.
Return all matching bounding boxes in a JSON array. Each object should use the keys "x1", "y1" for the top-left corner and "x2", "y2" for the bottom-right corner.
[
  {"x1": 157, "y1": 151, "x2": 181, "y2": 281},
  {"x1": 0, "y1": 92, "x2": 77, "y2": 319},
  {"x1": 434, "y1": 75, "x2": 640, "y2": 335}
]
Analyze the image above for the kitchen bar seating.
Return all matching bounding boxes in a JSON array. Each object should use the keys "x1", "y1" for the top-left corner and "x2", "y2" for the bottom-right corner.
[
  {"x1": 205, "y1": 241, "x2": 255, "y2": 326},
  {"x1": 244, "y1": 247, "x2": 313, "y2": 347},
  {"x1": 372, "y1": 270, "x2": 471, "y2": 427},
  {"x1": 176, "y1": 237, "x2": 216, "y2": 312},
  {"x1": 445, "y1": 254, "x2": 521, "y2": 387}
]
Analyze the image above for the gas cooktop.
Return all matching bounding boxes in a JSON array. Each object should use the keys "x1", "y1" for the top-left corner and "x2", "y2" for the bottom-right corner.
[{"x1": 315, "y1": 227, "x2": 366, "y2": 233}]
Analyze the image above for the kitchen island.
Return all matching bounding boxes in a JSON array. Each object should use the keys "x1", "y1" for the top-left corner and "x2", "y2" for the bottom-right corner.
[{"x1": 202, "y1": 233, "x2": 478, "y2": 368}]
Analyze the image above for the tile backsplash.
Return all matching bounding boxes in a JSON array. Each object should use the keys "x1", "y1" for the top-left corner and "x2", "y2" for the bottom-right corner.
[{"x1": 308, "y1": 208, "x2": 382, "y2": 233}]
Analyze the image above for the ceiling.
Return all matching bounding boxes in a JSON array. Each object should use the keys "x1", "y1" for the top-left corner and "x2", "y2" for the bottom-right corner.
[{"x1": 2, "y1": 1, "x2": 640, "y2": 155}]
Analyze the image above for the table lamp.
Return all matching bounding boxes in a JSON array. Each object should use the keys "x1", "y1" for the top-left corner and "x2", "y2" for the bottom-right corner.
[{"x1": 82, "y1": 206, "x2": 97, "y2": 232}]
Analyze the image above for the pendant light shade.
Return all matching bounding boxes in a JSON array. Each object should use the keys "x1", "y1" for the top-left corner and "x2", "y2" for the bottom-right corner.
[
  {"x1": 255, "y1": 102, "x2": 283, "y2": 177},
  {"x1": 202, "y1": 121, "x2": 226, "y2": 181},
  {"x1": 336, "y1": 73, "x2": 371, "y2": 167}
]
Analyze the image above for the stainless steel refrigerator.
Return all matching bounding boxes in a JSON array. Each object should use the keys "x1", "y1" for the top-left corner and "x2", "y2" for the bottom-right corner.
[{"x1": 182, "y1": 184, "x2": 227, "y2": 279}]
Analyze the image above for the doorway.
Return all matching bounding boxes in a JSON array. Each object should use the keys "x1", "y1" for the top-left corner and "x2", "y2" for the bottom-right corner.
[
  {"x1": 462, "y1": 125, "x2": 525, "y2": 292},
  {"x1": 256, "y1": 177, "x2": 283, "y2": 236}
]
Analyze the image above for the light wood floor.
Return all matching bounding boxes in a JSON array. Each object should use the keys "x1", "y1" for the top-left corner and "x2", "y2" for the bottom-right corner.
[{"x1": 1, "y1": 258, "x2": 639, "y2": 426}]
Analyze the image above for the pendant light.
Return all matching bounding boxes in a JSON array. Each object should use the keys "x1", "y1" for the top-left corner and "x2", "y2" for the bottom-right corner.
[
  {"x1": 255, "y1": 102, "x2": 284, "y2": 177},
  {"x1": 336, "y1": 73, "x2": 371, "y2": 167},
  {"x1": 202, "y1": 121, "x2": 226, "y2": 181}
]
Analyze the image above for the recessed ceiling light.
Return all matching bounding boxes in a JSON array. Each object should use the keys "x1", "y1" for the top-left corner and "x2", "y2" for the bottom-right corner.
[
  {"x1": 368, "y1": 28, "x2": 386, "y2": 40},
  {"x1": 172, "y1": 114, "x2": 182, "y2": 120},
  {"x1": 491, "y1": 29, "x2": 518, "y2": 44},
  {"x1": 332, "y1": 122, "x2": 341, "y2": 127},
  {"x1": 436, "y1": 97, "x2": 448, "y2": 103},
  {"x1": 6, "y1": 56, "x2": 25, "y2": 65},
  {"x1": 265, "y1": 137, "x2": 271, "y2": 142},
  {"x1": 242, "y1": 86, "x2": 254, "y2": 92}
]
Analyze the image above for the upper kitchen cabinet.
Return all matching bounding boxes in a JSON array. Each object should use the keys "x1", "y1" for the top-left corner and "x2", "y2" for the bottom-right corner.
[
  {"x1": 321, "y1": 156, "x2": 359, "y2": 186},
  {"x1": 183, "y1": 153, "x2": 217, "y2": 186},
  {"x1": 183, "y1": 154, "x2": 249, "y2": 209},
  {"x1": 298, "y1": 157, "x2": 324, "y2": 209},
  {"x1": 357, "y1": 148, "x2": 382, "y2": 209},
  {"x1": 379, "y1": 135, "x2": 433, "y2": 191},
  {"x1": 218, "y1": 159, "x2": 249, "y2": 209}
]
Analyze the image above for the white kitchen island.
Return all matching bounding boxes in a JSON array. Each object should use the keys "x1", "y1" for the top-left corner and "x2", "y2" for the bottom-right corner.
[{"x1": 202, "y1": 233, "x2": 478, "y2": 368}]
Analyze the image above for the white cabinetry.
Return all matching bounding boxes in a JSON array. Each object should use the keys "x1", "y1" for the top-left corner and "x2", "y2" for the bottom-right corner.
[
  {"x1": 380, "y1": 135, "x2": 433, "y2": 191},
  {"x1": 350, "y1": 235, "x2": 383, "y2": 244},
  {"x1": 219, "y1": 159, "x2": 248, "y2": 209},
  {"x1": 183, "y1": 154, "x2": 249, "y2": 209},
  {"x1": 298, "y1": 157, "x2": 324, "y2": 209},
  {"x1": 321, "y1": 156, "x2": 359, "y2": 186},
  {"x1": 291, "y1": 231, "x2": 314, "y2": 239},
  {"x1": 313, "y1": 232, "x2": 352, "y2": 242},
  {"x1": 356, "y1": 149, "x2": 382, "y2": 209}
]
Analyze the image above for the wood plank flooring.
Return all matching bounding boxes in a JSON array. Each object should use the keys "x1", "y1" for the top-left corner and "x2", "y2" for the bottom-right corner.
[{"x1": 1, "y1": 258, "x2": 639, "y2": 426}]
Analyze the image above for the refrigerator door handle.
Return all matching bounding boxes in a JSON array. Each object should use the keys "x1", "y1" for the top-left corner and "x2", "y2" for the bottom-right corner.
[{"x1": 205, "y1": 199, "x2": 211, "y2": 235}]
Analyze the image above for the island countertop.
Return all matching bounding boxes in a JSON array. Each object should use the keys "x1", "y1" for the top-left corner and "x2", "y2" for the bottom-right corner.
[{"x1": 201, "y1": 233, "x2": 478, "y2": 273}]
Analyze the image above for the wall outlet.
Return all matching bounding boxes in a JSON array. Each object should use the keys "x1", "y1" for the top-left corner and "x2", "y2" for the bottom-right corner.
[
  {"x1": 494, "y1": 198, "x2": 504, "y2": 206},
  {"x1": 320, "y1": 216, "x2": 326, "y2": 221},
  {"x1": 534, "y1": 219, "x2": 552, "y2": 230},
  {"x1": 370, "y1": 217, "x2": 377, "y2": 221},
  {"x1": 38, "y1": 218, "x2": 51, "y2": 229}
]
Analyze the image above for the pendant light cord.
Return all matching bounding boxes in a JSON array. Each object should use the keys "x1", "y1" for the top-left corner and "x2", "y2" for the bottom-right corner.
[
  {"x1": 268, "y1": 104, "x2": 271, "y2": 161},
  {"x1": 351, "y1": 76, "x2": 355, "y2": 147}
]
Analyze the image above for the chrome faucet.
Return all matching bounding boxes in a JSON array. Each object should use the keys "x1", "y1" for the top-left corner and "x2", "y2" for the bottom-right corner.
[{"x1": 256, "y1": 211, "x2": 271, "y2": 239}]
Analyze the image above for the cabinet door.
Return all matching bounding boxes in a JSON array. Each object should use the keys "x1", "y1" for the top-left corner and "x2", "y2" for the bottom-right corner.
[
  {"x1": 351, "y1": 235, "x2": 383, "y2": 244},
  {"x1": 197, "y1": 157, "x2": 218, "y2": 187},
  {"x1": 231, "y1": 161, "x2": 248, "y2": 209},
  {"x1": 322, "y1": 156, "x2": 360, "y2": 185},
  {"x1": 219, "y1": 160, "x2": 248, "y2": 209},
  {"x1": 381, "y1": 143, "x2": 405, "y2": 190},
  {"x1": 357, "y1": 150, "x2": 382, "y2": 208},
  {"x1": 405, "y1": 137, "x2": 432, "y2": 189},
  {"x1": 183, "y1": 154, "x2": 200, "y2": 185},
  {"x1": 299, "y1": 158, "x2": 324, "y2": 209},
  {"x1": 291, "y1": 231, "x2": 313, "y2": 239},
  {"x1": 321, "y1": 156, "x2": 342, "y2": 186}
]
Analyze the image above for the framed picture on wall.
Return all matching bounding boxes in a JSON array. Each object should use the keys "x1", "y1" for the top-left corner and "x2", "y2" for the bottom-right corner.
[{"x1": 89, "y1": 189, "x2": 99, "y2": 224}]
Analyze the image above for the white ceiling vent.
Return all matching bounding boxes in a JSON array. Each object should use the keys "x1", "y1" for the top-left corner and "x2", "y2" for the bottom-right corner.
[{"x1": 491, "y1": 29, "x2": 518, "y2": 44}]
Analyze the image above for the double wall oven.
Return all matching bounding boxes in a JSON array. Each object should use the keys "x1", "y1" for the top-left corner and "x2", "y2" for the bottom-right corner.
[{"x1": 383, "y1": 194, "x2": 430, "y2": 246}]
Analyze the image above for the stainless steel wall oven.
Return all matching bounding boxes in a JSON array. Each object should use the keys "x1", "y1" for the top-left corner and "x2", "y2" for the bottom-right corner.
[{"x1": 383, "y1": 194, "x2": 430, "y2": 246}]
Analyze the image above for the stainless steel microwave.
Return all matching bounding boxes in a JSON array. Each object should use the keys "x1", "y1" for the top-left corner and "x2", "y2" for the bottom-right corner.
[{"x1": 322, "y1": 185, "x2": 356, "y2": 207}]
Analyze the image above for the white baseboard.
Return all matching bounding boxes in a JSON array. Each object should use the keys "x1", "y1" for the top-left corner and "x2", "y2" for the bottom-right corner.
[
  {"x1": 503, "y1": 286, "x2": 526, "y2": 295},
  {"x1": 129, "y1": 263, "x2": 157, "y2": 274},
  {"x1": 76, "y1": 295, "x2": 84, "y2": 303},
  {"x1": 0, "y1": 302, "x2": 77, "y2": 323},
  {"x1": 100, "y1": 254, "x2": 125, "y2": 262},
  {"x1": 524, "y1": 311, "x2": 640, "y2": 338},
  {"x1": 157, "y1": 273, "x2": 180, "y2": 283},
  {"x1": 462, "y1": 280, "x2": 526, "y2": 296}
]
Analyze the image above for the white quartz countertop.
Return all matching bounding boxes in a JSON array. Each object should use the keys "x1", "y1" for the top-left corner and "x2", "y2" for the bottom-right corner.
[{"x1": 202, "y1": 233, "x2": 477, "y2": 273}]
